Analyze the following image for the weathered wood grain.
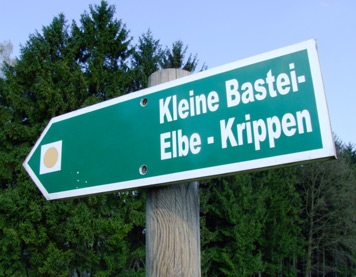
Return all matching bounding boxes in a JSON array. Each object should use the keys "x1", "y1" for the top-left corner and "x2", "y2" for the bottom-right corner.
[{"x1": 146, "y1": 69, "x2": 201, "y2": 277}]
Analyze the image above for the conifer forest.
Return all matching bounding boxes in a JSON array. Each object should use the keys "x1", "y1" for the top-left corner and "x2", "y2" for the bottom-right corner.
[{"x1": 1, "y1": 1, "x2": 355, "y2": 276}]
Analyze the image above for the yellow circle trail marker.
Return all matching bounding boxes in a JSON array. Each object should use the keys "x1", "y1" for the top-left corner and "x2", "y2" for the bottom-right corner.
[{"x1": 43, "y1": 147, "x2": 58, "y2": 168}]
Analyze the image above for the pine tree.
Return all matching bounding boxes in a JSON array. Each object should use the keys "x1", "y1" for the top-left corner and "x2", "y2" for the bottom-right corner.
[
  {"x1": 297, "y1": 140, "x2": 356, "y2": 276},
  {"x1": 160, "y1": 40, "x2": 201, "y2": 72},
  {"x1": 71, "y1": 0, "x2": 132, "y2": 104},
  {"x1": 0, "y1": 3, "x2": 145, "y2": 275},
  {"x1": 0, "y1": 14, "x2": 85, "y2": 276},
  {"x1": 258, "y1": 168, "x2": 302, "y2": 276},
  {"x1": 200, "y1": 175, "x2": 266, "y2": 276},
  {"x1": 131, "y1": 30, "x2": 163, "y2": 90}
]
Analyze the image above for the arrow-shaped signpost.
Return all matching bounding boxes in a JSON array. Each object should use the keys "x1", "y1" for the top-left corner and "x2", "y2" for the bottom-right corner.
[
  {"x1": 23, "y1": 40, "x2": 336, "y2": 201},
  {"x1": 23, "y1": 39, "x2": 336, "y2": 276}
]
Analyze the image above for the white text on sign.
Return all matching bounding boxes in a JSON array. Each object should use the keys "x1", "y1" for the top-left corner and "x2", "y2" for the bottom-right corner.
[{"x1": 159, "y1": 63, "x2": 310, "y2": 160}]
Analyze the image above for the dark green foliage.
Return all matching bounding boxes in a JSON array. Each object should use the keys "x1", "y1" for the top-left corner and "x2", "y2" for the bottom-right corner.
[
  {"x1": 72, "y1": 1, "x2": 132, "y2": 103},
  {"x1": 131, "y1": 33, "x2": 204, "y2": 90},
  {"x1": 201, "y1": 175, "x2": 266, "y2": 276},
  {"x1": 297, "y1": 140, "x2": 356, "y2": 276},
  {"x1": 201, "y1": 168, "x2": 302, "y2": 276},
  {"x1": 258, "y1": 168, "x2": 301, "y2": 276},
  {"x1": 342, "y1": 141, "x2": 356, "y2": 175},
  {"x1": 0, "y1": 1, "x2": 145, "y2": 276},
  {"x1": 1, "y1": 1, "x2": 356, "y2": 276},
  {"x1": 131, "y1": 30, "x2": 163, "y2": 90},
  {"x1": 160, "y1": 40, "x2": 200, "y2": 72}
]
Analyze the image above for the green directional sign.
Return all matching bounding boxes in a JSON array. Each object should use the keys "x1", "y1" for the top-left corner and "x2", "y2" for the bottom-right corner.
[{"x1": 23, "y1": 40, "x2": 336, "y2": 200}]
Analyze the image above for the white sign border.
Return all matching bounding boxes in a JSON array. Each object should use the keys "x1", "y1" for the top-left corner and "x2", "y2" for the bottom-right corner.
[{"x1": 23, "y1": 39, "x2": 336, "y2": 200}]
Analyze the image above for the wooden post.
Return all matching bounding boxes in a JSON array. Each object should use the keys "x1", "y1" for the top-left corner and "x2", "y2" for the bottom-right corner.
[{"x1": 146, "y1": 69, "x2": 201, "y2": 277}]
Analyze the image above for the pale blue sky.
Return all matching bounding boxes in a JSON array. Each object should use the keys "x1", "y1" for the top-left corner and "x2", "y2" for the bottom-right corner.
[{"x1": 1, "y1": 0, "x2": 355, "y2": 144}]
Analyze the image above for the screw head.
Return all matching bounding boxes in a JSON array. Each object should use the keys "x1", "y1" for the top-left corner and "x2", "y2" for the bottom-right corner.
[
  {"x1": 140, "y1": 98, "x2": 148, "y2": 107},
  {"x1": 139, "y1": 165, "x2": 147, "y2": 175}
]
